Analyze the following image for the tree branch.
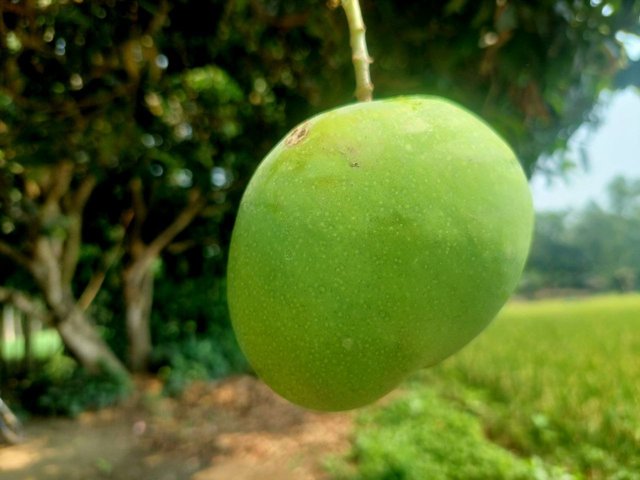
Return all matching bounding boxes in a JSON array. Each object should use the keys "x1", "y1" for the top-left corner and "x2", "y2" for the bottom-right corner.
[
  {"x1": 77, "y1": 246, "x2": 125, "y2": 312},
  {"x1": 0, "y1": 287, "x2": 52, "y2": 325},
  {"x1": 61, "y1": 175, "x2": 97, "y2": 285},
  {"x1": 31, "y1": 237, "x2": 65, "y2": 306},
  {"x1": 146, "y1": 189, "x2": 206, "y2": 261},
  {"x1": 71, "y1": 175, "x2": 97, "y2": 213},
  {"x1": 145, "y1": 0, "x2": 170, "y2": 37},
  {"x1": 128, "y1": 177, "x2": 149, "y2": 261},
  {"x1": 77, "y1": 211, "x2": 132, "y2": 312},
  {"x1": 0, "y1": 240, "x2": 32, "y2": 271},
  {"x1": 128, "y1": 190, "x2": 206, "y2": 280},
  {"x1": 130, "y1": 176, "x2": 148, "y2": 232},
  {"x1": 43, "y1": 161, "x2": 74, "y2": 218}
]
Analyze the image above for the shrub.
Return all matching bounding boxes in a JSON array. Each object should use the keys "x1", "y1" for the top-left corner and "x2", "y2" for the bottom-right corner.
[
  {"x1": 328, "y1": 386, "x2": 568, "y2": 480},
  {"x1": 17, "y1": 354, "x2": 132, "y2": 417},
  {"x1": 152, "y1": 328, "x2": 249, "y2": 396}
]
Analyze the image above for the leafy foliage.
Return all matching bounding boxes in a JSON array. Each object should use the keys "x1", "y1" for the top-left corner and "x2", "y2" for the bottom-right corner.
[{"x1": 361, "y1": 0, "x2": 640, "y2": 175}]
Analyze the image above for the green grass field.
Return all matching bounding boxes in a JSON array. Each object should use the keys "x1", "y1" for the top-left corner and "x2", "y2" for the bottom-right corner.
[{"x1": 329, "y1": 294, "x2": 640, "y2": 480}]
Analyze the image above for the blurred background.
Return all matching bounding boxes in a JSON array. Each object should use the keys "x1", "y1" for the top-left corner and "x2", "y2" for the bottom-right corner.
[{"x1": 0, "y1": 1, "x2": 639, "y2": 479}]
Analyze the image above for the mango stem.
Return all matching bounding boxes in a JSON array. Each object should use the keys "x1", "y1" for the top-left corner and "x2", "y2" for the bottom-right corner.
[{"x1": 341, "y1": 0, "x2": 373, "y2": 102}]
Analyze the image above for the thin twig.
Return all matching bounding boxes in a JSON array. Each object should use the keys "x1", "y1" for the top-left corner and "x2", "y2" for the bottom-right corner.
[
  {"x1": 126, "y1": 190, "x2": 207, "y2": 283},
  {"x1": 0, "y1": 240, "x2": 32, "y2": 271},
  {"x1": 77, "y1": 210, "x2": 133, "y2": 312},
  {"x1": 341, "y1": 0, "x2": 373, "y2": 102}
]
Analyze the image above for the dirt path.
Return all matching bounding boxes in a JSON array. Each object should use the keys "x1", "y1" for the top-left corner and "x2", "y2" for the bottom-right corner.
[{"x1": 0, "y1": 376, "x2": 354, "y2": 480}]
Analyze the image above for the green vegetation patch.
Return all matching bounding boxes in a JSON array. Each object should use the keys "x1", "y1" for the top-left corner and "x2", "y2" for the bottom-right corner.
[
  {"x1": 435, "y1": 294, "x2": 640, "y2": 478},
  {"x1": 330, "y1": 294, "x2": 640, "y2": 480},
  {"x1": 12, "y1": 354, "x2": 132, "y2": 417},
  {"x1": 328, "y1": 385, "x2": 566, "y2": 480}
]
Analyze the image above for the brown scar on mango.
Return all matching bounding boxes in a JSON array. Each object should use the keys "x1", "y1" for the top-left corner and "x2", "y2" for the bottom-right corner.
[{"x1": 285, "y1": 122, "x2": 310, "y2": 147}]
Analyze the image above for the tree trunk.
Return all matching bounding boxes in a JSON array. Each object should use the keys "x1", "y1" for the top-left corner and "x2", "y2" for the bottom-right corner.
[
  {"x1": 121, "y1": 181, "x2": 206, "y2": 372},
  {"x1": 123, "y1": 264, "x2": 154, "y2": 372},
  {"x1": 55, "y1": 304, "x2": 128, "y2": 377},
  {"x1": 21, "y1": 315, "x2": 32, "y2": 373},
  {"x1": 0, "y1": 165, "x2": 129, "y2": 378},
  {"x1": 32, "y1": 238, "x2": 129, "y2": 377},
  {"x1": 0, "y1": 311, "x2": 5, "y2": 380}
]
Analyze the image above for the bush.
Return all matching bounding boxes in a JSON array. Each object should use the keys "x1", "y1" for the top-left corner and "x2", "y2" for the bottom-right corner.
[
  {"x1": 328, "y1": 386, "x2": 568, "y2": 480},
  {"x1": 149, "y1": 273, "x2": 249, "y2": 395},
  {"x1": 152, "y1": 328, "x2": 249, "y2": 396},
  {"x1": 16, "y1": 355, "x2": 132, "y2": 417}
]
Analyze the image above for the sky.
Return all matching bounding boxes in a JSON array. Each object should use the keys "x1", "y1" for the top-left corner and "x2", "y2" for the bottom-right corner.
[{"x1": 530, "y1": 87, "x2": 640, "y2": 212}]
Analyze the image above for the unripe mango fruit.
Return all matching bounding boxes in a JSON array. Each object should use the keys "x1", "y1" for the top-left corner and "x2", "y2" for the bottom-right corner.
[{"x1": 227, "y1": 96, "x2": 533, "y2": 411}]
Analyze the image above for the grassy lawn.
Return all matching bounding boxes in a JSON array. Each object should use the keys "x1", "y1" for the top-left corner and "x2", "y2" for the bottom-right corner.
[{"x1": 329, "y1": 294, "x2": 640, "y2": 480}]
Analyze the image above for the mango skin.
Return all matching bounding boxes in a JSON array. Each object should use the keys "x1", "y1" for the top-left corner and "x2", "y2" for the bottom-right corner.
[{"x1": 227, "y1": 96, "x2": 533, "y2": 411}]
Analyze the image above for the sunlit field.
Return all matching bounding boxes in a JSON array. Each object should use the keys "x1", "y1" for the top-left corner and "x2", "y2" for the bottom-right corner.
[{"x1": 330, "y1": 294, "x2": 640, "y2": 480}]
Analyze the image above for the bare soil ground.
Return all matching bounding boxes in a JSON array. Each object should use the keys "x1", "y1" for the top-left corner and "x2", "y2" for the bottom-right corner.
[{"x1": 0, "y1": 375, "x2": 354, "y2": 480}]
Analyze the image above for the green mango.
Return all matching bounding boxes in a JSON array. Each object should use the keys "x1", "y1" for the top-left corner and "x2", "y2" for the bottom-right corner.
[{"x1": 227, "y1": 96, "x2": 533, "y2": 411}]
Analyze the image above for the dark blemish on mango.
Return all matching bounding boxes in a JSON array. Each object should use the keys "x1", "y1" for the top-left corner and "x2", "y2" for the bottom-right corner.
[
  {"x1": 350, "y1": 161, "x2": 360, "y2": 168},
  {"x1": 285, "y1": 122, "x2": 310, "y2": 147}
]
